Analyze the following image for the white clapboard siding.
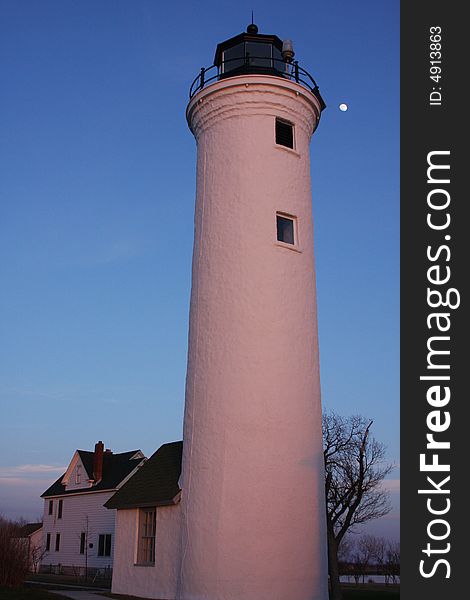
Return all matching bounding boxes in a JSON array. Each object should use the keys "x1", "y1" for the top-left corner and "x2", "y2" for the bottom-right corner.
[{"x1": 41, "y1": 491, "x2": 117, "y2": 570}]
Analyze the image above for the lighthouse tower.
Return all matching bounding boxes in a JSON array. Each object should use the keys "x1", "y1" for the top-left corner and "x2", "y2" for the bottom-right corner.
[{"x1": 179, "y1": 23, "x2": 327, "y2": 600}]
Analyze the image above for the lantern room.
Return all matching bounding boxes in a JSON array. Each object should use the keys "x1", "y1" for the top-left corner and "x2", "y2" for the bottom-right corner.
[
  {"x1": 189, "y1": 23, "x2": 326, "y2": 111},
  {"x1": 214, "y1": 23, "x2": 287, "y2": 78}
]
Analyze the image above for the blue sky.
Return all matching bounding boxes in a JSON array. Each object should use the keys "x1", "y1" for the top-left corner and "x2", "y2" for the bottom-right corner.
[{"x1": 0, "y1": 0, "x2": 399, "y2": 538}]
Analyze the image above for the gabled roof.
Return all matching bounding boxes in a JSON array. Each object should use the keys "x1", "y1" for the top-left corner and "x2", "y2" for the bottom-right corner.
[
  {"x1": 17, "y1": 523, "x2": 43, "y2": 538},
  {"x1": 60, "y1": 450, "x2": 87, "y2": 485},
  {"x1": 105, "y1": 441, "x2": 182, "y2": 510},
  {"x1": 41, "y1": 450, "x2": 143, "y2": 498}
]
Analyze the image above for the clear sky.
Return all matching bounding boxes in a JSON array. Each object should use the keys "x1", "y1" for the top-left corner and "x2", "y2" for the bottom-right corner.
[{"x1": 0, "y1": 0, "x2": 399, "y2": 539}]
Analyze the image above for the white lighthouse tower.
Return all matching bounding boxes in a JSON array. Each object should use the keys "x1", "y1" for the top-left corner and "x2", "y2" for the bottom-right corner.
[{"x1": 179, "y1": 23, "x2": 328, "y2": 600}]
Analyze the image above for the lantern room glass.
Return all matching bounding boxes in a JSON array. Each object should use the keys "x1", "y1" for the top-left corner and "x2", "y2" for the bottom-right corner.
[{"x1": 221, "y1": 41, "x2": 286, "y2": 75}]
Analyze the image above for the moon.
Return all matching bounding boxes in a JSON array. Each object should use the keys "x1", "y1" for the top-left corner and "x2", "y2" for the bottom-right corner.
[{"x1": 339, "y1": 103, "x2": 348, "y2": 111}]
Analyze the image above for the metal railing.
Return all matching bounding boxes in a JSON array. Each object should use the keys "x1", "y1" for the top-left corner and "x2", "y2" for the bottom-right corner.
[{"x1": 189, "y1": 56, "x2": 326, "y2": 110}]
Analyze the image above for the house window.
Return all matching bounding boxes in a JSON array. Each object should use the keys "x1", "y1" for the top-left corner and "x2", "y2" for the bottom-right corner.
[
  {"x1": 275, "y1": 118, "x2": 294, "y2": 149},
  {"x1": 58, "y1": 499, "x2": 63, "y2": 519},
  {"x1": 276, "y1": 213, "x2": 296, "y2": 245},
  {"x1": 80, "y1": 532, "x2": 86, "y2": 555},
  {"x1": 75, "y1": 464, "x2": 81, "y2": 485},
  {"x1": 137, "y1": 508, "x2": 156, "y2": 565},
  {"x1": 45, "y1": 533, "x2": 51, "y2": 551},
  {"x1": 48, "y1": 500, "x2": 53, "y2": 515},
  {"x1": 55, "y1": 533, "x2": 60, "y2": 552},
  {"x1": 98, "y1": 534, "x2": 112, "y2": 557}
]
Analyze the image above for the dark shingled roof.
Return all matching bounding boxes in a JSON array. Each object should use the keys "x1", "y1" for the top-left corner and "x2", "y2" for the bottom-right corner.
[
  {"x1": 105, "y1": 441, "x2": 182, "y2": 510},
  {"x1": 41, "y1": 450, "x2": 142, "y2": 498},
  {"x1": 17, "y1": 523, "x2": 43, "y2": 537}
]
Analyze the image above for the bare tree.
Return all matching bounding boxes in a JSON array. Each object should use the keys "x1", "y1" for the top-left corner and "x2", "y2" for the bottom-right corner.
[
  {"x1": 337, "y1": 534, "x2": 354, "y2": 565},
  {"x1": 75, "y1": 514, "x2": 93, "y2": 581},
  {"x1": 323, "y1": 413, "x2": 393, "y2": 600},
  {"x1": 352, "y1": 535, "x2": 385, "y2": 583},
  {"x1": 30, "y1": 542, "x2": 46, "y2": 574},
  {"x1": 352, "y1": 537, "x2": 372, "y2": 584},
  {"x1": 0, "y1": 516, "x2": 30, "y2": 587},
  {"x1": 351, "y1": 535, "x2": 400, "y2": 585},
  {"x1": 384, "y1": 540, "x2": 400, "y2": 584},
  {"x1": 337, "y1": 534, "x2": 355, "y2": 582}
]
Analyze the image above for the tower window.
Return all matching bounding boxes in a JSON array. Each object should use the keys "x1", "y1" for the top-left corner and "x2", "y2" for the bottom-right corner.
[
  {"x1": 276, "y1": 213, "x2": 296, "y2": 245},
  {"x1": 275, "y1": 119, "x2": 294, "y2": 149}
]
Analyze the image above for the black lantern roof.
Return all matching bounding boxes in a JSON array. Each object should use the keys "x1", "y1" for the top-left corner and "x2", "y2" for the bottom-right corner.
[{"x1": 189, "y1": 23, "x2": 326, "y2": 111}]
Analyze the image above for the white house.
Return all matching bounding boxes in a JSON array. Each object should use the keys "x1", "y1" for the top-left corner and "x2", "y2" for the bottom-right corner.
[
  {"x1": 16, "y1": 522, "x2": 44, "y2": 573},
  {"x1": 104, "y1": 441, "x2": 182, "y2": 599},
  {"x1": 40, "y1": 441, "x2": 145, "y2": 576}
]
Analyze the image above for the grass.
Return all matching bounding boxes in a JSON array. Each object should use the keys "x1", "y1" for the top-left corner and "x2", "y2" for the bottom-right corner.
[
  {"x1": 97, "y1": 584, "x2": 401, "y2": 600},
  {"x1": 100, "y1": 595, "x2": 156, "y2": 600},
  {"x1": 27, "y1": 573, "x2": 111, "y2": 589},
  {"x1": 341, "y1": 584, "x2": 400, "y2": 599},
  {"x1": 0, "y1": 582, "x2": 399, "y2": 600},
  {"x1": 90, "y1": 584, "x2": 402, "y2": 600},
  {"x1": 0, "y1": 587, "x2": 69, "y2": 600}
]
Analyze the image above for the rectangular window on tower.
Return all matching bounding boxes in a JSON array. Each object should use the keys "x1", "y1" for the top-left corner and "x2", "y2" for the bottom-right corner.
[
  {"x1": 275, "y1": 118, "x2": 294, "y2": 149},
  {"x1": 276, "y1": 213, "x2": 296, "y2": 246}
]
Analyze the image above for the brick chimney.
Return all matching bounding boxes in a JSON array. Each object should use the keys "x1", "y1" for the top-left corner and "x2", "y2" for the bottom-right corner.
[{"x1": 93, "y1": 441, "x2": 104, "y2": 483}]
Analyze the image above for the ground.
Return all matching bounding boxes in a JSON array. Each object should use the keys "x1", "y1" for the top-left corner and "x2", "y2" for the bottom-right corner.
[
  {"x1": 341, "y1": 584, "x2": 400, "y2": 599},
  {"x1": 27, "y1": 574, "x2": 110, "y2": 590},
  {"x1": 96, "y1": 585, "x2": 401, "y2": 600},
  {"x1": 0, "y1": 589, "x2": 69, "y2": 600},
  {"x1": 0, "y1": 582, "x2": 399, "y2": 600}
]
